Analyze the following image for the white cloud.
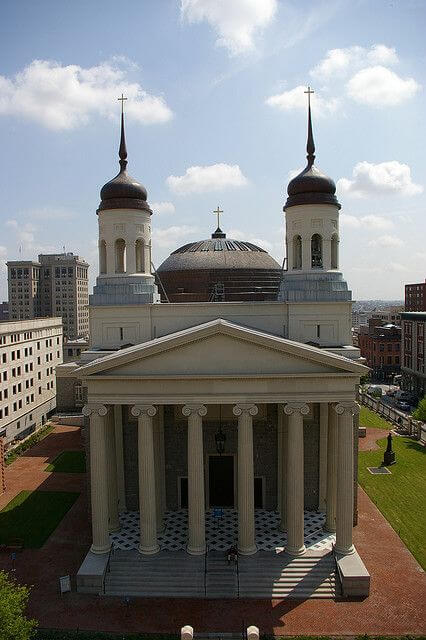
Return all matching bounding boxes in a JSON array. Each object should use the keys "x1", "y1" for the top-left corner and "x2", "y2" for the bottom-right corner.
[
  {"x1": 340, "y1": 213, "x2": 394, "y2": 230},
  {"x1": 227, "y1": 228, "x2": 275, "y2": 254},
  {"x1": 0, "y1": 246, "x2": 7, "y2": 259},
  {"x1": 167, "y1": 163, "x2": 248, "y2": 195},
  {"x1": 27, "y1": 206, "x2": 73, "y2": 220},
  {"x1": 310, "y1": 44, "x2": 398, "y2": 80},
  {"x1": 346, "y1": 65, "x2": 420, "y2": 107},
  {"x1": 338, "y1": 161, "x2": 423, "y2": 197},
  {"x1": 152, "y1": 225, "x2": 199, "y2": 250},
  {"x1": 368, "y1": 235, "x2": 404, "y2": 248},
  {"x1": 181, "y1": 0, "x2": 277, "y2": 55},
  {"x1": 0, "y1": 59, "x2": 173, "y2": 130},
  {"x1": 265, "y1": 85, "x2": 340, "y2": 117},
  {"x1": 151, "y1": 202, "x2": 175, "y2": 215}
]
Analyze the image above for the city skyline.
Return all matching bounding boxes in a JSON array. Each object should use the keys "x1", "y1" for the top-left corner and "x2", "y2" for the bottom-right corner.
[{"x1": 0, "y1": 0, "x2": 425, "y2": 300}]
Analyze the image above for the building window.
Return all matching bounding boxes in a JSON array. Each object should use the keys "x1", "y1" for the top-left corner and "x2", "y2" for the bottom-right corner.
[
  {"x1": 292, "y1": 235, "x2": 302, "y2": 270},
  {"x1": 331, "y1": 234, "x2": 338, "y2": 269},
  {"x1": 115, "y1": 239, "x2": 126, "y2": 273},
  {"x1": 311, "y1": 234, "x2": 323, "y2": 268}
]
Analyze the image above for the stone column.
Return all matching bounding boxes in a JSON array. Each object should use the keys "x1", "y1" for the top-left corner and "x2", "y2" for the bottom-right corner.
[
  {"x1": 284, "y1": 402, "x2": 309, "y2": 556},
  {"x1": 325, "y1": 403, "x2": 338, "y2": 532},
  {"x1": 114, "y1": 405, "x2": 126, "y2": 513},
  {"x1": 318, "y1": 403, "x2": 328, "y2": 512},
  {"x1": 277, "y1": 405, "x2": 283, "y2": 516},
  {"x1": 131, "y1": 404, "x2": 159, "y2": 555},
  {"x1": 233, "y1": 403, "x2": 258, "y2": 555},
  {"x1": 154, "y1": 406, "x2": 166, "y2": 532},
  {"x1": 302, "y1": 237, "x2": 311, "y2": 271},
  {"x1": 105, "y1": 407, "x2": 120, "y2": 532},
  {"x1": 82, "y1": 404, "x2": 111, "y2": 555},
  {"x1": 334, "y1": 402, "x2": 358, "y2": 555},
  {"x1": 182, "y1": 404, "x2": 207, "y2": 555},
  {"x1": 279, "y1": 407, "x2": 288, "y2": 531}
]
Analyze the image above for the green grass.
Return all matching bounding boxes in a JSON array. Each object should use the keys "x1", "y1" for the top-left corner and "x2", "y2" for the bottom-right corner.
[
  {"x1": 0, "y1": 490, "x2": 79, "y2": 548},
  {"x1": 358, "y1": 435, "x2": 426, "y2": 569},
  {"x1": 45, "y1": 450, "x2": 86, "y2": 473},
  {"x1": 359, "y1": 405, "x2": 393, "y2": 430}
]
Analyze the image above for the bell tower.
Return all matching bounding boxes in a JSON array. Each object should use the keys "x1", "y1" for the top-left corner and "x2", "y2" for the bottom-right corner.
[
  {"x1": 90, "y1": 97, "x2": 160, "y2": 306},
  {"x1": 279, "y1": 88, "x2": 351, "y2": 303}
]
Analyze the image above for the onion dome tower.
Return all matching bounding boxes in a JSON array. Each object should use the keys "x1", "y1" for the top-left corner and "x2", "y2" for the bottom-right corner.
[
  {"x1": 157, "y1": 215, "x2": 282, "y2": 302},
  {"x1": 90, "y1": 98, "x2": 160, "y2": 306},
  {"x1": 278, "y1": 87, "x2": 351, "y2": 303}
]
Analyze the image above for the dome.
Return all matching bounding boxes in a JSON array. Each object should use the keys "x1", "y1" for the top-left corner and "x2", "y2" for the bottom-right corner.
[
  {"x1": 284, "y1": 95, "x2": 341, "y2": 210},
  {"x1": 97, "y1": 112, "x2": 152, "y2": 214},
  {"x1": 157, "y1": 228, "x2": 282, "y2": 303}
]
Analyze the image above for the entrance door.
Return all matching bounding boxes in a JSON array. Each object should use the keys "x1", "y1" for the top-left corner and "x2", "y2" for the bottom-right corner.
[{"x1": 209, "y1": 455, "x2": 234, "y2": 507}]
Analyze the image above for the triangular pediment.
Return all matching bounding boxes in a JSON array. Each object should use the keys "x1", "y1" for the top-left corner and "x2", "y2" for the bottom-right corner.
[{"x1": 76, "y1": 319, "x2": 367, "y2": 380}]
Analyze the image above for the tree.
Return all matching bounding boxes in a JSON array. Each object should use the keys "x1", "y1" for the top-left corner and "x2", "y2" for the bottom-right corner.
[
  {"x1": 412, "y1": 396, "x2": 426, "y2": 422},
  {"x1": 0, "y1": 571, "x2": 37, "y2": 640}
]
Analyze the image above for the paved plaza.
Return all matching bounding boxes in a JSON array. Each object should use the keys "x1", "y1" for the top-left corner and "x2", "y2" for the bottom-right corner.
[{"x1": 0, "y1": 424, "x2": 425, "y2": 636}]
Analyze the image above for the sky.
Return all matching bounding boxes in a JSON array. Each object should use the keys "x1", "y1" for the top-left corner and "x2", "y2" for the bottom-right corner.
[{"x1": 0, "y1": 0, "x2": 425, "y2": 301}]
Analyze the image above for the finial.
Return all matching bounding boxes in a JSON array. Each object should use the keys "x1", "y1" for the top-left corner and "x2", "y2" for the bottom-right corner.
[
  {"x1": 211, "y1": 206, "x2": 226, "y2": 238},
  {"x1": 118, "y1": 93, "x2": 128, "y2": 172},
  {"x1": 304, "y1": 86, "x2": 315, "y2": 168}
]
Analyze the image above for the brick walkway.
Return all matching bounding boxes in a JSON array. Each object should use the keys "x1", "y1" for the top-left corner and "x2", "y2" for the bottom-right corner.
[{"x1": 0, "y1": 425, "x2": 425, "y2": 636}]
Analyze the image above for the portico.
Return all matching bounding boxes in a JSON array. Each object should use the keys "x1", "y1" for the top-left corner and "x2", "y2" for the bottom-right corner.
[{"x1": 78, "y1": 318, "x2": 366, "y2": 565}]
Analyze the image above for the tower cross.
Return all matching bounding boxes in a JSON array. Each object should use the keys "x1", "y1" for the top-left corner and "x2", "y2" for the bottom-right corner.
[
  {"x1": 118, "y1": 93, "x2": 127, "y2": 115},
  {"x1": 304, "y1": 86, "x2": 314, "y2": 108},
  {"x1": 213, "y1": 206, "x2": 223, "y2": 229}
]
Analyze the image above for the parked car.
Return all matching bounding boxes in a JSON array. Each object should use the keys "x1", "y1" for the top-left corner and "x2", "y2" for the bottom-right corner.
[
  {"x1": 367, "y1": 385, "x2": 383, "y2": 397},
  {"x1": 386, "y1": 389, "x2": 397, "y2": 397},
  {"x1": 396, "y1": 400, "x2": 410, "y2": 411}
]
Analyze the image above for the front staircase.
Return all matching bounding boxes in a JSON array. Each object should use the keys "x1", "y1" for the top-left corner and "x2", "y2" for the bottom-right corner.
[{"x1": 103, "y1": 548, "x2": 339, "y2": 599}]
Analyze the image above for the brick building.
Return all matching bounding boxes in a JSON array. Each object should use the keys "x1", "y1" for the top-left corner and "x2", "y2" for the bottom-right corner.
[
  {"x1": 401, "y1": 312, "x2": 426, "y2": 399},
  {"x1": 405, "y1": 279, "x2": 426, "y2": 312},
  {"x1": 357, "y1": 319, "x2": 401, "y2": 381}
]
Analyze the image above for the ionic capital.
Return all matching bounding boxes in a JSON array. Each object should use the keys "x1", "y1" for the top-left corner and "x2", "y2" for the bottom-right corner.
[
  {"x1": 82, "y1": 403, "x2": 110, "y2": 417},
  {"x1": 284, "y1": 402, "x2": 309, "y2": 416},
  {"x1": 334, "y1": 402, "x2": 360, "y2": 416},
  {"x1": 131, "y1": 404, "x2": 157, "y2": 418},
  {"x1": 233, "y1": 403, "x2": 258, "y2": 417},
  {"x1": 182, "y1": 404, "x2": 207, "y2": 418}
]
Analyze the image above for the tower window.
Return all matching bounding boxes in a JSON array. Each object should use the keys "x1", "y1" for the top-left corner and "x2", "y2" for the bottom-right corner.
[
  {"x1": 331, "y1": 234, "x2": 338, "y2": 269},
  {"x1": 293, "y1": 235, "x2": 302, "y2": 269},
  {"x1": 99, "y1": 240, "x2": 107, "y2": 274},
  {"x1": 115, "y1": 239, "x2": 126, "y2": 273},
  {"x1": 311, "y1": 234, "x2": 323, "y2": 268},
  {"x1": 135, "y1": 239, "x2": 144, "y2": 273}
]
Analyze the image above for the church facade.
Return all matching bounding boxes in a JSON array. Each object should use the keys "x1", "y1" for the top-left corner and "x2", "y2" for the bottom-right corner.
[{"x1": 58, "y1": 101, "x2": 370, "y2": 598}]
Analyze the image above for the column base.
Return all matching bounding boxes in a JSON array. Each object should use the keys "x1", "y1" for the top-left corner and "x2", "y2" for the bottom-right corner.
[
  {"x1": 90, "y1": 542, "x2": 111, "y2": 555},
  {"x1": 334, "y1": 543, "x2": 355, "y2": 556},
  {"x1": 238, "y1": 544, "x2": 257, "y2": 556},
  {"x1": 285, "y1": 544, "x2": 306, "y2": 556},
  {"x1": 138, "y1": 543, "x2": 160, "y2": 555},
  {"x1": 323, "y1": 524, "x2": 336, "y2": 534},
  {"x1": 187, "y1": 544, "x2": 206, "y2": 556}
]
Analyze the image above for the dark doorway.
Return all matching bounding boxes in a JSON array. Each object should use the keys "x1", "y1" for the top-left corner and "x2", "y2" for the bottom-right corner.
[
  {"x1": 209, "y1": 455, "x2": 234, "y2": 507},
  {"x1": 254, "y1": 477, "x2": 264, "y2": 508}
]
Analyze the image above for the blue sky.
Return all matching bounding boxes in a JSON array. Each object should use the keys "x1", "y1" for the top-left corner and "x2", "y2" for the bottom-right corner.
[{"x1": 0, "y1": 0, "x2": 425, "y2": 300}]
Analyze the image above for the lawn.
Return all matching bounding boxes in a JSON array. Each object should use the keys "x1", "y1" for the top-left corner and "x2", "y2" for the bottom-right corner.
[
  {"x1": 359, "y1": 405, "x2": 393, "y2": 430},
  {"x1": 358, "y1": 435, "x2": 426, "y2": 569},
  {"x1": 0, "y1": 490, "x2": 80, "y2": 548},
  {"x1": 45, "y1": 450, "x2": 86, "y2": 473}
]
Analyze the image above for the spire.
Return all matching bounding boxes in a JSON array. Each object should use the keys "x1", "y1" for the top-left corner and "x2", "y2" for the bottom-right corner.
[
  {"x1": 118, "y1": 93, "x2": 128, "y2": 172},
  {"x1": 304, "y1": 86, "x2": 315, "y2": 168}
]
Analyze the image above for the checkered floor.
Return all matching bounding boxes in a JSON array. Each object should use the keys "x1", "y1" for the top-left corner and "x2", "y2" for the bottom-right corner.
[{"x1": 110, "y1": 509, "x2": 335, "y2": 552}]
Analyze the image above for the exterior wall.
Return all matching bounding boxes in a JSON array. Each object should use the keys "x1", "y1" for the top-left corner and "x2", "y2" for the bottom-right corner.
[
  {"x1": 401, "y1": 312, "x2": 426, "y2": 399},
  {"x1": 98, "y1": 209, "x2": 152, "y2": 278},
  {"x1": 358, "y1": 322, "x2": 401, "y2": 379},
  {"x1": 89, "y1": 299, "x2": 354, "y2": 351},
  {"x1": 121, "y1": 403, "x2": 320, "y2": 513},
  {"x1": 0, "y1": 318, "x2": 63, "y2": 445}
]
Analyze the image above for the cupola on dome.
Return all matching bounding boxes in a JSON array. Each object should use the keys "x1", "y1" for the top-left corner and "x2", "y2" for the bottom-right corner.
[{"x1": 97, "y1": 112, "x2": 151, "y2": 214}]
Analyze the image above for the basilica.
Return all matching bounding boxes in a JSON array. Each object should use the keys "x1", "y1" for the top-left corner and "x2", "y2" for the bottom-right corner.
[{"x1": 57, "y1": 99, "x2": 370, "y2": 599}]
